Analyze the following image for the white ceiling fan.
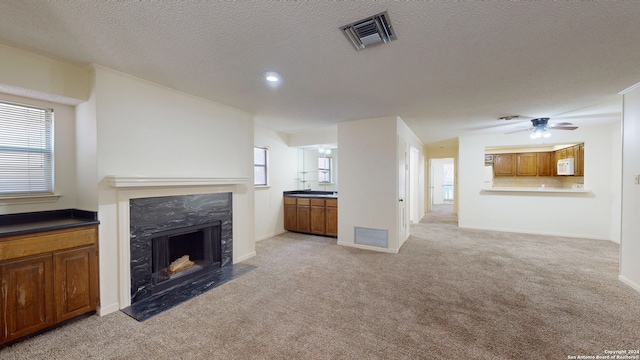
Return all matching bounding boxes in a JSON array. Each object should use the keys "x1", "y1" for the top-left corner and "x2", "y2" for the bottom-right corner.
[{"x1": 506, "y1": 117, "x2": 578, "y2": 139}]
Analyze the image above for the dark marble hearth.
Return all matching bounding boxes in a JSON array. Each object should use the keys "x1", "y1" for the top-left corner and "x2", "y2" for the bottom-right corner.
[{"x1": 121, "y1": 263, "x2": 255, "y2": 322}]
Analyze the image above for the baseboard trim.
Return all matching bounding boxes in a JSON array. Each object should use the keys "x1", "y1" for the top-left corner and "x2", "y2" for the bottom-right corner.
[
  {"x1": 236, "y1": 251, "x2": 256, "y2": 262},
  {"x1": 458, "y1": 224, "x2": 613, "y2": 242},
  {"x1": 98, "y1": 302, "x2": 120, "y2": 316},
  {"x1": 337, "y1": 241, "x2": 398, "y2": 254},
  {"x1": 619, "y1": 275, "x2": 640, "y2": 294},
  {"x1": 255, "y1": 230, "x2": 286, "y2": 242}
]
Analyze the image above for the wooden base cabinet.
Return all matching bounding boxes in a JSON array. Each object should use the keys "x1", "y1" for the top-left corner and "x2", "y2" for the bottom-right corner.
[
  {"x1": 284, "y1": 196, "x2": 337, "y2": 237},
  {"x1": 310, "y1": 199, "x2": 326, "y2": 235},
  {"x1": 53, "y1": 246, "x2": 98, "y2": 322},
  {"x1": 325, "y1": 199, "x2": 338, "y2": 237},
  {"x1": 1, "y1": 255, "x2": 54, "y2": 343},
  {"x1": 0, "y1": 225, "x2": 99, "y2": 345}
]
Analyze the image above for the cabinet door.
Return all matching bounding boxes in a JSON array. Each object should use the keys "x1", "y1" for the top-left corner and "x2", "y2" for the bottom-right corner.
[
  {"x1": 493, "y1": 154, "x2": 516, "y2": 176},
  {"x1": 284, "y1": 198, "x2": 298, "y2": 231},
  {"x1": 536, "y1": 152, "x2": 553, "y2": 176},
  {"x1": 53, "y1": 246, "x2": 98, "y2": 322},
  {"x1": 516, "y1": 153, "x2": 537, "y2": 176},
  {"x1": 557, "y1": 148, "x2": 567, "y2": 160},
  {"x1": 1, "y1": 255, "x2": 54, "y2": 343},
  {"x1": 297, "y1": 199, "x2": 311, "y2": 233},
  {"x1": 325, "y1": 206, "x2": 338, "y2": 237},
  {"x1": 310, "y1": 206, "x2": 326, "y2": 235},
  {"x1": 565, "y1": 146, "x2": 575, "y2": 160}
]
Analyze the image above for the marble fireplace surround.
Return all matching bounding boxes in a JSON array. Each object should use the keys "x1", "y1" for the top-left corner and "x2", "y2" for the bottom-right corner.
[{"x1": 107, "y1": 176, "x2": 250, "y2": 309}]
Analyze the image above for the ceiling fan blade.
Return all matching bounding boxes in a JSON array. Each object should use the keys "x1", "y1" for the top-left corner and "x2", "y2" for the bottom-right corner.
[
  {"x1": 505, "y1": 127, "x2": 533, "y2": 134},
  {"x1": 548, "y1": 122, "x2": 573, "y2": 127},
  {"x1": 550, "y1": 126, "x2": 578, "y2": 130}
]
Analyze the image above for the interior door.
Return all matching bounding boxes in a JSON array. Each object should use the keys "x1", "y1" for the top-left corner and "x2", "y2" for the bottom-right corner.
[{"x1": 398, "y1": 136, "x2": 408, "y2": 245}]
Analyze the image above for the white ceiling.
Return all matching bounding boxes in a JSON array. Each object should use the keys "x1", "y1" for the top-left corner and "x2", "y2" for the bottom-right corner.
[{"x1": 0, "y1": 1, "x2": 639, "y2": 145}]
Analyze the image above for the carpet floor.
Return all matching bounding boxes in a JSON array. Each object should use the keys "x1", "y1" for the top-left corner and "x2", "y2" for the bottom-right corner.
[{"x1": 1, "y1": 210, "x2": 639, "y2": 359}]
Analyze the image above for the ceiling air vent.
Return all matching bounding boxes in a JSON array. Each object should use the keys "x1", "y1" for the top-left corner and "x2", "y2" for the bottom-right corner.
[{"x1": 341, "y1": 11, "x2": 396, "y2": 51}]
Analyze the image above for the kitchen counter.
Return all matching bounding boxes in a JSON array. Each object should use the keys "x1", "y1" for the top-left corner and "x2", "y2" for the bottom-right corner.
[
  {"x1": 283, "y1": 190, "x2": 338, "y2": 198},
  {"x1": 0, "y1": 209, "x2": 99, "y2": 238},
  {"x1": 482, "y1": 187, "x2": 591, "y2": 194}
]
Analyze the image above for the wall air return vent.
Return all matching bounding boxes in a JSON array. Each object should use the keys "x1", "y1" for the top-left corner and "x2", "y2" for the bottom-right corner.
[{"x1": 341, "y1": 11, "x2": 396, "y2": 51}]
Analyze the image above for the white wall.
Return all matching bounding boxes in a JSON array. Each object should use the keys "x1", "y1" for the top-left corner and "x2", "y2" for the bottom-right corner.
[
  {"x1": 337, "y1": 116, "x2": 424, "y2": 253},
  {"x1": 81, "y1": 66, "x2": 256, "y2": 314},
  {"x1": 287, "y1": 126, "x2": 337, "y2": 148},
  {"x1": 0, "y1": 92, "x2": 78, "y2": 214},
  {"x1": 254, "y1": 126, "x2": 298, "y2": 241},
  {"x1": 0, "y1": 43, "x2": 89, "y2": 104},
  {"x1": 458, "y1": 121, "x2": 621, "y2": 241},
  {"x1": 620, "y1": 83, "x2": 640, "y2": 292}
]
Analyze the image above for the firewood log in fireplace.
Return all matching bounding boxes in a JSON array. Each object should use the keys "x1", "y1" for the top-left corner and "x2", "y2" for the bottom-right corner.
[{"x1": 166, "y1": 255, "x2": 195, "y2": 275}]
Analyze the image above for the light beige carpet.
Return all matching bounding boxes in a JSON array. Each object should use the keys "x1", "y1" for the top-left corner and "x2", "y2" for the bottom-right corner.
[{"x1": 1, "y1": 211, "x2": 639, "y2": 359}]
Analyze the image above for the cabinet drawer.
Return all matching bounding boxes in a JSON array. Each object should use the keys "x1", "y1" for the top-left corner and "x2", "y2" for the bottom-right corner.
[
  {"x1": 310, "y1": 198, "x2": 325, "y2": 206},
  {"x1": 0, "y1": 226, "x2": 97, "y2": 262},
  {"x1": 284, "y1": 197, "x2": 297, "y2": 205},
  {"x1": 325, "y1": 199, "x2": 337, "y2": 207},
  {"x1": 297, "y1": 198, "x2": 310, "y2": 206}
]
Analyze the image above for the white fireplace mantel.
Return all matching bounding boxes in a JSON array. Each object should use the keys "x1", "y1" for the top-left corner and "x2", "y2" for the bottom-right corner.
[{"x1": 106, "y1": 175, "x2": 251, "y2": 188}]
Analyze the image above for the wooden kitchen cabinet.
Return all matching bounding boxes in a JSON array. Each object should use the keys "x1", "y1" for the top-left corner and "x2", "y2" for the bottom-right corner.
[
  {"x1": 556, "y1": 148, "x2": 567, "y2": 161},
  {"x1": 284, "y1": 197, "x2": 297, "y2": 231},
  {"x1": 296, "y1": 198, "x2": 311, "y2": 233},
  {"x1": 310, "y1": 199, "x2": 326, "y2": 235},
  {"x1": 0, "y1": 225, "x2": 99, "y2": 346},
  {"x1": 516, "y1": 153, "x2": 537, "y2": 176},
  {"x1": 576, "y1": 144, "x2": 584, "y2": 176},
  {"x1": 1, "y1": 255, "x2": 54, "y2": 343},
  {"x1": 325, "y1": 199, "x2": 338, "y2": 237},
  {"x1": 53, "y1": 246, "x2": 98, "y2": 323},
  {"x1": 536, "y1": 152, "x2": 553, "y2": 176},
  {"x1": 493, "y1": 154, "x2": 516, "y2": 176},
  {"x1": 283, "y1": 196, "x2": 337, "y2": 237}
]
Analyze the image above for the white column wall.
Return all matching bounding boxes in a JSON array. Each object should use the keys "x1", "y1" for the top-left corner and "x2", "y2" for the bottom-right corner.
[{"x1": 338, "y1": 117, "x2": 398, "y2": 251}]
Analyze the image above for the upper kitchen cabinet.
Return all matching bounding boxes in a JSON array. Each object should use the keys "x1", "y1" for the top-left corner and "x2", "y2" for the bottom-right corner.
[
  {"x1": 493, "y1": 154, "x2": 516, "y2": 176},
  {"x1": 536, "y1": 152, "x2": 553, "y2": 176},
  {"x1": 486, "y1": 143, "x2": 584, "y2": 178},
  {"x1": 516, "y1": 153, "x2": 537, "y2": 176}
]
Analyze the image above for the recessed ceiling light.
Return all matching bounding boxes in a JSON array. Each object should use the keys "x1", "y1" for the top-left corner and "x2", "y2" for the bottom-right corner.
[{"x1": 263, "y1": 71, "x2": 281, "y2": 83}]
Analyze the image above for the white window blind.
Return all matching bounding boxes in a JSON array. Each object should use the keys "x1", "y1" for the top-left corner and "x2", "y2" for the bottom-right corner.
[{"x1": 0, "y1": 100, "x2": 54, "y2": 195}]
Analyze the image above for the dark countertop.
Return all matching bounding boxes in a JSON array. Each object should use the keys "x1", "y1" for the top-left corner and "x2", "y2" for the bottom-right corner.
[
  {"x1": 0, "y1": 209, "x2": 99, "y2": 238},
  {"x1": 283, "y1": 190, "x2": 338, "y2": 199}
]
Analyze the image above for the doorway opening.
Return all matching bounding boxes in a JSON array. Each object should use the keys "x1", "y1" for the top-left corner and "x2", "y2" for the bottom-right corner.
[{"x1": 429, "y1": 158, "x2": 454, "y2": 214}]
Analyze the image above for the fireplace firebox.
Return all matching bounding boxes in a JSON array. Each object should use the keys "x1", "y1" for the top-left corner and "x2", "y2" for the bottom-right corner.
[{"x1": 151, "y1": 221, "x2": 221, "y2": 294}]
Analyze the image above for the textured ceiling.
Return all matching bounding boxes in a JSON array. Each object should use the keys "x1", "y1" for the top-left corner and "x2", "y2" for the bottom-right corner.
[{"x1": 0, "y1": 1, "x2": 639, "y2": 145}]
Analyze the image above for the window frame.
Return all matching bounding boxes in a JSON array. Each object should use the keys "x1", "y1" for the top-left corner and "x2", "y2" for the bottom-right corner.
[
  {"x1": 253, "y1": 146, "x2": 269, "y2": 186},
  {"x1": 0, "y1": 99, "x2": 55, "y2": 196}
]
